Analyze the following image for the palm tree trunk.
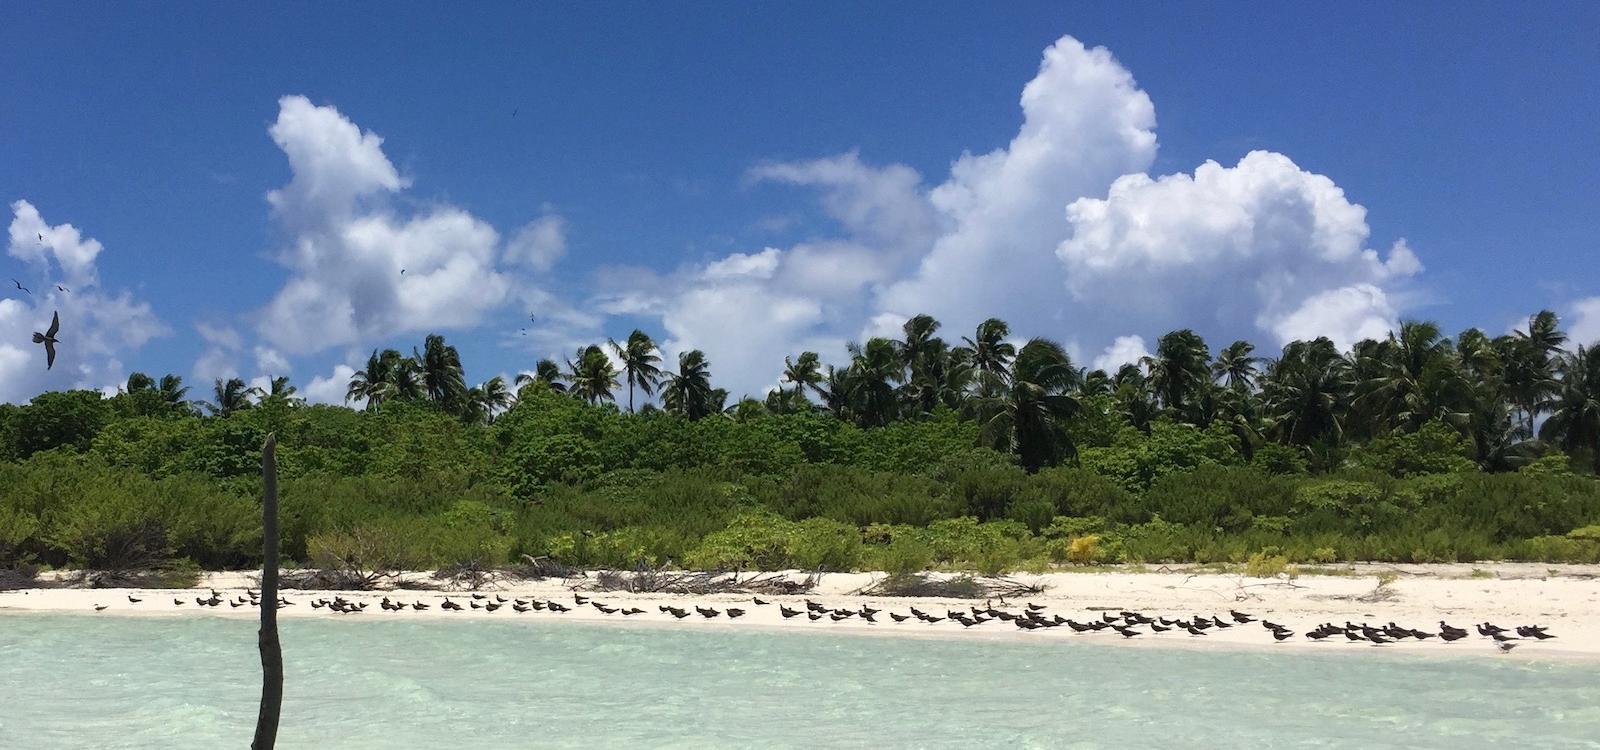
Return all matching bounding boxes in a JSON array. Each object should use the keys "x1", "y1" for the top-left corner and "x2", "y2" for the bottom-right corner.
[{"x1": 252, "y1": 433, "x2": 283, "y2": 750}]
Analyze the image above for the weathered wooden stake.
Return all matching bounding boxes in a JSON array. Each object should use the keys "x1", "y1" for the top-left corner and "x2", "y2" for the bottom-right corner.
[{"x1": 252, "y1": 433, "x2": 282, "y2": 750}]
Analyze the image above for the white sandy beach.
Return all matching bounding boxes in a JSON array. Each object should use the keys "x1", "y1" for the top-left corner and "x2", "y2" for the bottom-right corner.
[{"x1": 4, "y1": 563, "x2": 1596, "y2": 660}]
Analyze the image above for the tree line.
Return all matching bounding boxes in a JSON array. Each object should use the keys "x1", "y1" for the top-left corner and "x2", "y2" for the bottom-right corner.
[{"x1": 1, "y1": 309, "x2": 1598, "y2": 578}]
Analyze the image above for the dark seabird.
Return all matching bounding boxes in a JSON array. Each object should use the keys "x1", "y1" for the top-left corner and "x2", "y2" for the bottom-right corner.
[
  {"x1": 860, "y1": 605, "x2": 881, "y2": 616},
  {"x1": 173, "y1": 599, "x2": 184, "y2": 606},
  {"x1": 33, "y1": 310, "x2": 60, "y2": 369},
  {"x1": 622, "y1": 608, "x2": 644, "y2": 616},
  {"x1": 1113, "y1": 626, "x2": 1140, "y2": 638},
  {"x1": 127, "y1": 596, "x2": 141, "y2": 603},
  {"x1": 1271, "y1": 630, "x2": 1293, "y2": 641},
  {"x1": 697, "y1": 607, "x2": 721, "y2": 618},
  {"x1": 1210, "y1": 616, "x2": 1232, "y2": 629},
  {"x1": 923, "y1": 615, "x2": 945, "y2": 624},
  {"x1": 726, "y1": 608, "x2": 746, "y2": 619},
  {"x1": 1015, "y1": 619, "x2": 1042, "y2": 631},
  {"x1": 412, "y1": 602, "x2": 429, "y2": 610},
  {"x1": 1497, "y1": 641, "x2": 1518, "y2": 653},
  {"x1": 485, "y1": 602, "x2": 501, "y2": 612},
  {"x1": 574, "y1": 594, "x2": 589, "y2": 604},
  {"x1": 11, "y1": 278, "x2": 30, "y2": 294},
  {"x1": 671, "y1": 609, "x2": 692, "y2": 619},
  {"x1": 57, "y1": 285, "x2": 68, "y2": 293},
  {"x1": 94, "y1": 604, "x2": 108, "y2": 612},
  {"x1": 1517, "y1": 626, "x2": 1556, "y2": 640},
  {"x1": 473, "y1": 594, "x2": 487, "y2": 600},
  {"x1": 471, "y1": 600, "x2": 482, "y2": 609},
  {"x1": 889, "y1": 613, "x2": 910, "y2": 623},
  {"x1": 780, "y1": 606, "x2": 802, "y2": 619},
  {"x1": 1230, "y1": 610, "x2": 1256, "y2": 624},
  {"x1": 513, "y1": 604, "x2": 531, "y2": 613},
  {"x1": 1150, "y1": 623, "x2": 1171, "y2": 633},
  {"x1": 1305, "y1": 631, "x2": 1331, "y2": 641},
  {"x1": 1026, "y1": 603, "x2": 1045, "y2": 612},
  {"x1": 808, "y1": 612, "x2": 824, "y2": 621},
  {"x1": 752, "y1": 597, "x2": 770, "y2": 606},
  {"x1": 1439, "y1": 630, "x2": 1468, "y2": 642},
  {"x1": 596, "y1": 605, "x2": 618, "y2": 614},
  {"x1": 830, "y1": 613, "x2": 851, "y2": 622}
]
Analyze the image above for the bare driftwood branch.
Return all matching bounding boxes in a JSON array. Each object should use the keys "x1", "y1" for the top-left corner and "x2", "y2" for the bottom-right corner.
[
  {"x1": 584, "y1": 565, "x2": 819, "y2": 595},
  {"x1": 252, "y1": 433, "x2": 282, "y2": 750},
  {"x1": 862, "y1": 573, "x2": 1046, "y2": 600}
]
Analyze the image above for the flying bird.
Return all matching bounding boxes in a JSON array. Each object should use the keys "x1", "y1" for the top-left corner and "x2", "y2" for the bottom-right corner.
[
  {"x1": 11, "y1": 278, "x2": 29, "y2": 295},
  {"x1": 57, "y1": 285, "x2": 69, "y2": 293},
  {"x1": 33, "y1": 311, "x2": 60, "y2": 369},
  {"x1": 37, "y1": 232, "x2": 44, "y2": 243}
]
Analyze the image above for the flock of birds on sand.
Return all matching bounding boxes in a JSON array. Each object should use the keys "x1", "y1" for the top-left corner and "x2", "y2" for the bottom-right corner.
[{"x1": 95, "y1": 590, "x2": 1557, "y2": 652}]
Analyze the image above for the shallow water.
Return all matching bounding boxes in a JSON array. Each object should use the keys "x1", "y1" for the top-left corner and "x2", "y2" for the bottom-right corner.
[{"x1": 1, "y1": 613, "x2": 1597, "y2": 749}]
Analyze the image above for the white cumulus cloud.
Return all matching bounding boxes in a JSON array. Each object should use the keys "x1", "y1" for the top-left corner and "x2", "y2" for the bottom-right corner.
[
  {"x1": 1057, "y1": 150, "x2": 1421, "y2": 348},
  {"x1": 256, "y1": 96, "x2": 520, "y2": 355},
  {"x1": 1567, "y1": 297, "x2": 1600, "y2": 349},
  {"x1": 1092, "y1": 335, "x2": 1152, "y2": 372}
]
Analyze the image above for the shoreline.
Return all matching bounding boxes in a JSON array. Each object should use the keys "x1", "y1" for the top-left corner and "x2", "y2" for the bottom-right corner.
[{"x1": 4, "y1": 563, "x2": 1596, "y2": 662}]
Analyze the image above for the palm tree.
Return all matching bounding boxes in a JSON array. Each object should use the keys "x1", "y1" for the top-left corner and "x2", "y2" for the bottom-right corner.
[
  {"x1": 125, "y1": 372, "x2": 156, "y2": 393},
  {"x1": 157, "y1": 374, "x2": 192, "y2": 411},
  {"x1": 609, "y1": 330, "x2": 662, "y2": 413},
  {"x1": 1077, "y1": 368, "x2": 1112, "y2": 397},
  {"x1": 1142, "y1": 329, "x2": 1211, "y2": 420},
  {"x1": 820, "y1": 364, "x2": 854, "y2": 421},
  {"x1": 1356, "y1": 321, "x2": 1472, "y2": 433},
  {"x1": 1502, "y1": 311, "x2": 1566, "y2": 435},
  {"x1": 959, "y1": 318, "x2": 1016, "y2": 397},
  {"x1": 662, "y1": 350, "x2": 716, "y2": 419},
  {"x1": 348, "y1": 349, "x2": 391, "y2": 410},
  {"x1": 515, "y1": 358, "x2": 568, "y2": 394},
  {"x1": 463, "y1": 376, "x2": 515, "y2": 424},
  {"x1": 1540, "y1": 345, "x2": 1600, "y2": 472},
  {"x1": 414, "y1": 334, "x2": 468, "y2": 411},
  {"x1": 781, "y1": 351, "x2": 826, "y2": 402},
  {"x1": 566, "y1": 345, "x2": 619, "y2": 405},
  {"x1": 254, "y1": 376, "x2": 303, "y2": 408},
  {"x1": 206, "y1": 377, "x2": 254, "y2": 416},
  {"x1": 897, "y1": 314, "x2": 949, "y2": 415},
  {"x1": 975, "y1": 338, "x2": 1082, "y2": 471},
  {"x1": 1261, "y1": 337, "x2": 1353, "y2": 447},
  {"x1": 1212, "y1": 340, "x2": 1260, "y2": 392},
  {"x1": 123, "y1": 372, "x2": 195, "y2": 416},
  {"x1": 844, "y1": 338, "x2": 904, "y2": 427}
]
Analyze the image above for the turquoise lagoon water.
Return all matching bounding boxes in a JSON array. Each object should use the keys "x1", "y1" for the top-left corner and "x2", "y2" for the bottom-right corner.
[{"x1": 2, "y1": 613, "x2": 1598, "y2": 749}]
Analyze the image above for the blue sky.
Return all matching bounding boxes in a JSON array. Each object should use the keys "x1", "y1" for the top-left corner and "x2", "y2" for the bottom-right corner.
[{"x1": 3, "y1": 2, "x2": 1598, "y2": 404}]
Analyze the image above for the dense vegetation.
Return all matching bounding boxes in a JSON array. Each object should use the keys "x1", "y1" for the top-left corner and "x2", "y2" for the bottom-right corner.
[{"x1": 3, "y1": 311, "x2": 1600, "y2": 578}]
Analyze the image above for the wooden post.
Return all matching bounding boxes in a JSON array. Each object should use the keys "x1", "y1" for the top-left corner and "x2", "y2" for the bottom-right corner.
[{"x1": 252, "y1": 433, "x2": 282, "y2": 750}]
